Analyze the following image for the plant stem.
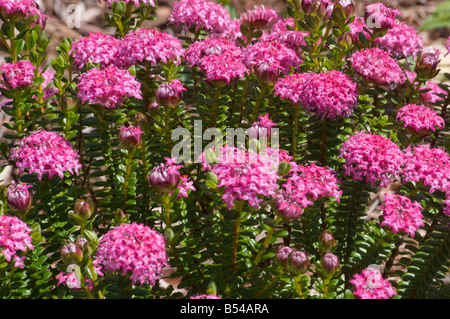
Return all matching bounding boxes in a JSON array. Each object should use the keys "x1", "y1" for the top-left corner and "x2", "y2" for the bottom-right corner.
[
  {"x1": 231, "y1": 201, "x2": 244, "y2": 273},
  {"x1": 122, "y1": 150, "x2": 134, "y2": 213},
  {"x1": 292, "y1": 104, "x2": 299, "y2": 160}
]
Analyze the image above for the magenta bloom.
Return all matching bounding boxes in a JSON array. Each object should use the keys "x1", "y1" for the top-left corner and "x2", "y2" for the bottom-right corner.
[
  {"x1": 198, "y1": 53, "x2": 249, "y2": 87},
  {"x1": 240, "y1": 5, "x2": 279, "y2": 29},
  {"x1": 99, "y1": 0, "x2": 155, "y2": 7},
  {"x1": 116, "y1": 28, "x2": 184, "y2": 69},
  {"x1": 364, "y1": 2, "x2": 400, "y2": 31},
  {"x1": 402, "y1": 144, "x2": 450, "y2": 195},
  {"x1": 421, "y1": 80, "x2": 448, "y2": 104},
  {"x1": 349, "y1": 48, "x2": 404, "y2": 85},
  {"x1": 77, "y1": 65, "x2": 142, "y2": 109},
  {"x1": 119, "y1": 125, "x2": 143, "y2": 151},
  {"x1": 248, "y1": 113, "x2": 277, "y2": 140},
  {"x1": 262, "y1": 30, "x2": 308, "y2": 56},
  {"x1": 339, "y1": 132, "x2": 404, "y2": 187},
  {"x1": 380, "y1": 193, "x2": 424, "y2": 237},
  {"x1": 0, "y1": 215, "x2": 34, "y2": 268},
  {"x1": 184, "y1": 36, "x2": 243, "y2": 67},
  {"x1": 243, "y1": 41, "x2": 302, "y2": 78},
  {"x1": 169, "y1": 0, "x2": 231, "y2": 33},
  {"x1": 95, "y1": 222, "x2": 168, "y2": 286},
  {"x1": 274, "y1": 73, "x2": 313, "y2": 106},
  {"x1": 0, "y1": 0, "x2": 47, "y2": 26},
  {"x1": 201, "y1": 146, "x2": 282, "y2": 210},
  {"x1": 350, "y1": 267, "x2": 397, "y2": 299},
  {"x1": 300, "y1": 71, "x2": 359, "y2": 119},
  {"x1": 348, "y1": 16, "x2": 371, "y2": 44},
  {"x1": 0, "y1": 60, "x2": 36, "y2": 89},
  {"x1": 396, "y1": 104, "x2": 444, "y2": 134},
  {"x1": 71, "y1": 32, "x2": 120, "y2": 70},
  {"x1": 10, "y1": 130, "x2": 82, "y2": 180},
  {"x1": 374, "y1": 21, "x2": 423, "y2": 59}
]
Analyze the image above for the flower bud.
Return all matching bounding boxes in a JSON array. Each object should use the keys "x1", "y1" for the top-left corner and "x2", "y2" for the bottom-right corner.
[
  {"x1": 415, "y1": 47, "x2": 441, "y2": 79},
  {"x1": 277, "y1": 161, "x2": 291, "y2": 176},
  {"x1": 275, "y1": 246, "x2": 294, "y2": 269},
  {"x1": 288, "y1": 250, "x2": 310, "y2": 276},
  {"x1": 60, "y1": 241, "x2": 83, "y2": 265},
  {"x1": 149, "y1": 163, "x2": 180, "y2": 193},
  {"x1": 321, "y1": 251, "x2": 340, "y2": 277},
  {"x1": 6, "y1": 183, "x2": 33, "y2": 213},
  {"x1": 206, "y1": 171, "x2": 219, "y2": 185},
  {"x1": 155, "y1": 80, "x2": 185, "y2": 107},
  {"x1": 59, "y1": 94, "x2": 79, "y2": 114},
  {"x1": 73, "y1": 198, "x2": 93, "y2": 221},
  {"x1": 273, "y1": 190, "x2": 304, "y2": 221},
  {"x1": 206, "y1": 282, "x2": 218, "y2": 296},
  {"x1": 318, "y1": 230, "x2": 337, "y2": 254},
  {"x1": 119, "y1": 125, "x2": 143, "y2": 151},
  {"x1": 337, "y1": 32, "x2": 352, "y2": 50},
  {"x1": 256, "y1": 62, "x2": 279, "y2": 84}
]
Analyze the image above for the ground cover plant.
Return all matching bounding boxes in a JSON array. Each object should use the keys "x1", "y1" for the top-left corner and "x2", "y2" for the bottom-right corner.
[{"x1": 0, "y1": 0, "x2": 449, "y2": 299}]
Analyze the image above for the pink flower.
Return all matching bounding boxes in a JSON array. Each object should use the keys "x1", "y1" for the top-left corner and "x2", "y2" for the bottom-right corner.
[
  {"x1": 9, "y1": 130, "x2": 82, "y2": 180},
  {"x1": 184, "y1": 36, "x2": 243, "y2": 67},
  {"x1": 155, "y1": 80, "x2": 186, "y2": 107},
  {"x1": 177, "y1": 175, "x2": 196, "y2": 199},
  {"x1": 77, "y1": 65, "x2": 142, "y2": 109},
  {"x1": 243, "y1": 41, "x2": 302, "y2": 77},
  {"x1": 396, "y1": 104, "x2": 444, "y2": 133},
  {"x1": 116, "y1": 28, "x2": 184, "y2": 69},
  {"x1": 71, "y1": 32, "x2": 120, "y2": 70},
  {"x1": 240, "y1": 5, "x2": 279, "y2": 29},
  {"x1": 374, "y1": 21, "x2": 423, "y2": 59},
  {"x1": 274, "y1": 73, "x2": 313, "y2": 106},
  {"x1": 349, "y1": 48, "x2": 404, "y2": 85},
  {"x1": 0, "y1": 0, "x2": 47, "y2": 26},
  {"x1": 0, "y1": 60, "x2": 36, "y2": 89},
  {"x1": 339, "y1": 132, "x2": 404, "y2": 187},
  {"x1": 201, "y1": 146, "x2": 282, "y2": 210},
  {"x1": 364, "y1": 2, "x2": 400, "y2": 31},
  {"x1": 348, "y1": 16, "x2": 371, "y2": 44},
  {"x1": 95, "y1": 222, "x2": 168, "y2": 286},
  {"x1": 99, "y1": 0, "x2": 155, "y2": 7},
  {"x1": 350, "y1": 267, "x2": 397, "y2": 299},
  {"x1": 421, "y1": 80, "x2": 448, "y2": 104},
  {"x1": 0, "y1": 215, "x2": 34, "y2": 266},
  {"x1": 119, "y1": 125, "x2": 143, "y2": 151},
  {"x1": 198, "y1": 53, "x2": 249, "y2": 87},
  {"x1": 6, "y1": 182, "x2": 33, "y2": 213},
  {"x1": 169, "y1": 0, "x2": 231, "y2": 33},
  {"x1": 380, "y1": 193, "x2": 424, "y2": 237},
  {"x1": 261, "y1": 30, "x2": 308, "y2": 56},
  {"x1": 248, "y1": 113, "x2": 277, "y2": 139}
]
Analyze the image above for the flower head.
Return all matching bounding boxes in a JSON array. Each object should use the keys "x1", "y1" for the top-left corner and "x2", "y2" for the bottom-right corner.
[
  {"x1": 0, "y1": 215, "x2": 34, "y2": 267},
  {"x1": 364, "y1": 2, "x2": 400, "y2": 31},
  {"x1": 169, "y1": 0, "x2": 231, "y2": 33},
  {"x1": 198, "y1": 53, "x2": 249, "y2": 87},
  {"x1": 380, "y1": 193, "x2": 424, "y2": 237},
  {"x1": 95, "y1": 222, "x2": 168, "y2": 286},
  {"x1": 149, "y1": 157, "x2": 183, "y2": 194},
  {"x1": 274, "y1": 72, "x2": 313, "y2": 106},
  {"x1": 349, "y1": 48, "x2": 404, "y2": 85},
  {"x1": 348, "y1": 16, "x2": 371, "y2": 44},
  {"x1": 374, "y1": 21, "x2": 423, "y2": 59},
  {"x1": 77, "y1": 65, "x2": 142, "y2": 109},
  {"x1": 1, "y1": 60, "x2": 36, "y2": 89},
  {"x1": 421, "y1": 80, "x2": 448, "y2": 104},
  {"x1": 350, "y1": 267, "x2": 397, "y2": 299},
  {"x1": 0, "y1": 0, "x2": 47, "y2": 26},
  {"x1": 6, "y1": 182, "x2": 33, "y2": 213},
  {"x1": 240, "y1": 5, "x2": 279, "y2": 29},
  {"x1": 184, "y1": 36, "x2": 243, "y2": 67},
  {"x1": 116, "y1": 28, "x2": 184, "y2": 69},
  {"x1": 71, "y1": 32, "x2": 120, "y2": 70},
  {"x1": 155, "y1": 80, "x2": 186, "y2": 107},
  {"x1": 10, "y1": 130, "x2": 82, "y2": 180},
  {"x1": 119, "y1": 125, "x2": 143, "y2": 151},
  {"x1": 339, "y1": 132, "x2": 404, "y2": 187},
  {"x1": 396, "y1": 103, "x2": 444, "y2": 134}
]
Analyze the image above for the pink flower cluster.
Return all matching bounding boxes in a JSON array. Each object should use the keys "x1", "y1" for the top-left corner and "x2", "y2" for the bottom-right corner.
[
  {"x1": 374, "y1": 21, "x2": 423, "y2": 59},
  {"x1": 274, "y1": 164, "x2": 342, "y2": 220},
  {"x1": 10, "y1": 130, "x2": 82, "y2": 180},
  {"x1": 0, "y1": 215, "x2": 34, "y2": 268},
  {"x1": 95, "y1": 222, "x2": 168, "y2": 286},
  {"x1": 117, "y1": 28, "x2": 184, "y2": 69},
  {"x1": 201, "y1": 146, "x2": 282, "y2": 210},
  {"x1": 349, "y1": 48, "x2": 404, "y2": 85},
  {"x1": 77, "y1": 65, "x2": 142, "y2": 109},
  {"x1": 339, "y1": 132, "x2": 404, "y2": 187},
  {"x1": 396, "y1": 104, "x2": 444, "y2": 133},
  {"x1": 348, "y1": 16, "x2": 371, "y2": 44},
  {"x1": 243, "y1": 41, "x2": 302, "y2": 77},
  {"x1": 261, "y1": 30, "x2": 308, "y2": 56},
  {"x1": 380, "y1": 193, "x2": 424, "y2": 237},
  {"x1": 190, "y1": 294, "x2": 221, "y2": 299},
  {"x1": 0, "y1": 0, "x2": 47, "y2": 25},
  {"x1": 421, "y1": 80, "x2": 448, "y2": 104},
  {"x1": 350, "y1": 267, "x2": 397, "y2": 299},
  {"x1": 199, "y1": 53, "x2": 249, "y2": 87},
  {"x1": 364, "y1": 2, "x2": 400, "y2": 30},
  {"x1": 71, "y1": 32, "x2": 120, "y2": 70},
  {"x1": 185, "y1": 36, "x2": 243, "y2": 67},
  {"x1": 1, "y1": 60, "x2": 36, "y2": 89},
  {"x1": 169, "y1": 0, "x2": 231, "y2": 33},
  {"x1": 99, "y1": 0, "x2": 155, "y2": 7},
  {"x1": 274, "y1": 73, "x2": 311, "y2": 106}
]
